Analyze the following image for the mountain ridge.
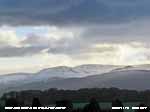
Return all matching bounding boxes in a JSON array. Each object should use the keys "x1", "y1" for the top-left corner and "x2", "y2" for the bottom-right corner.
[{"x1": 0, "y1": 64, "x2": 150, "y2": 96}]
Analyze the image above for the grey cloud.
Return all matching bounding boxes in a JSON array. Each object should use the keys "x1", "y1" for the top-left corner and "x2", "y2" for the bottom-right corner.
[
  {"x1": 1, "y1": 20, "x2": 150, "y2": 57},
  {"x1": 80, "y1": 21, "x2": 150, "y2": 43},
  {"x1": 0, "y1": 0, "x2": 150, "y2": 25},
  {"x1": 48, "y1": 37, "x2": 117, "y2": 55},
  {"x1": 21, "y1": 33, "x2": 113, "y2": 56},
  {"x1": 21, "y1": 35, "x2": 47, "y2": 47},
  {"x1": 48, "y1": 45, "x2": 116, "y2": 55},
  {"x1": 0, "y1": 46, "x2": 46, "y2": 57},
  {"x1": 19, "y1": 20, "x2": 150, "y2": 56}
]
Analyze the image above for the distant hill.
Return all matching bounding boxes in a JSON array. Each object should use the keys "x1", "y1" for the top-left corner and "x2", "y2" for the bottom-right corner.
[
  {"x1": 0, "y1": 64, "x2": 150, "y2": 96},
  {"x1": 15, "y1": 70, "x2": 150, "y2": 91}
]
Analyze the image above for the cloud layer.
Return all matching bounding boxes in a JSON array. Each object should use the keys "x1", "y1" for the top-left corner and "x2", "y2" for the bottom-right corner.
[
  {"x1": 0, "y1": 0, "x2": 150, "y2": 25},
  {"x1": 0, "y1": 23, "x2": 150, "y2": 71},
  {"x1": 0, "y1": 0, "x2": 150, "y2": 74}
]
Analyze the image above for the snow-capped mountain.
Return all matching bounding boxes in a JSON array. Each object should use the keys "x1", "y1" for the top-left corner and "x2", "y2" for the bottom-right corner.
[
  {"x1": 0, "y1": 64, "x2": 119, "y2": 89},
  {"x1": 3, "y1": 69, "x2": 150, "y2": 95},
  {"x1": 112, "y1": 64, "x2": 150, "y2": 72},
  {"x1": 0, "y1": 64, "x2": 119, "y2": 93},
  {"x1": 37, "y1": 64, "x2": 120, "y2": 78},
  {"x1": 41, "y1": 69, "x2": 150, "y2": 91},
  {"x1": 0, "y1": 64, "x2": 150, "y2": 96}
]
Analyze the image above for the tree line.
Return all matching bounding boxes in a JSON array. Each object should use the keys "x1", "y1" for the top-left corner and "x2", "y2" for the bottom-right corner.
[{"x1": 1, "y1": 88, "x2": 150, "y2": 106}]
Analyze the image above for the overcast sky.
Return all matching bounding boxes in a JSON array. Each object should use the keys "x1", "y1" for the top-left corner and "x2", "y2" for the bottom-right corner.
[{"x1": 0, "y1": 0, "x2": 150, "y2": 74}]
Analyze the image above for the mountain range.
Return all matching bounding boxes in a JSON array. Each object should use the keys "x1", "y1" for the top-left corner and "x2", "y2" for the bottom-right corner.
[{"x1": 0, "y1": 64, "x2": 150, "y2": 96}]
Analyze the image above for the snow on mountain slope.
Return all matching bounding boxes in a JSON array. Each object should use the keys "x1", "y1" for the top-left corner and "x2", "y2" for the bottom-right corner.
[
  {"x1": 0, "y1": 64, "x2": 119, "y2": 90},
  {"x1": 36, "y1": 64, "x2": 120, "y2": 79},
  {"x1": 112, "y1": 64, "x2": 150, "y2": 72},
  {"x1": 73, "y1": 64, "x2": 120, "y2": 76},
  {"x1": 1, "y1": 64, "x2": 150, "y2": 86},
  {"x1": 0, "y1": 64, "x2": 150, "y2": 96},
  {"x1": 42, "y1": 70, "x2": 150, "y2": 90},
  {"x1": 0, "y1": 64, "x2": 150, "y2": 95},
  {"x1": 36, "y1": 66, "x2": 78, "y2": 78},
  {"x1": 8, "y1": 70, "x2": 150, "y2": 93}
]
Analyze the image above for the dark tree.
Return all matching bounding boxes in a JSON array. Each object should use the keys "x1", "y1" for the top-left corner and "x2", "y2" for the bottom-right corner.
[
  {"x1": 5, "y1": 98, "x2": 19, "y2": 107},
  {"x1": 5, "y1": 98, "x2": 19, "y2": 112},
  {"x1": 56, "y1": 100, "x2": 73, "y2": 112},
  {"x1": 83, "y1": 98, "x2": 101, "y2": 112},
  {"x1": 32, "y1": 97, "x2": 41, "y2": 107}
]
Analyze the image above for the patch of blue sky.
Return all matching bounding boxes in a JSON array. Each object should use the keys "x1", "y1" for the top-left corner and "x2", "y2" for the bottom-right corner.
[{"x1": 15, "y1": 26, "x2": 49, "y2": 37}]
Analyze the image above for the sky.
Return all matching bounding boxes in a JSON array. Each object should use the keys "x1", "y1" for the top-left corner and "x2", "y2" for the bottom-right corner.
[{"x1": 0, "y1": 0, "x2": 150, "y2": 74}]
